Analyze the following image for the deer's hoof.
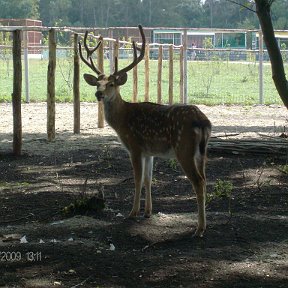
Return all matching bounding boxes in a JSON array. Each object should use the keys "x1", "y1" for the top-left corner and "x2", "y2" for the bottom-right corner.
[
  {"x1": 193, "y1": 227, "x2": 206, "y2": 238},
  {"x1": 128, "y1": 210, "x2": 140, "y2": 218},
  {"x1": 144, "y1": 212, "x2": 152, "y2": 218}
]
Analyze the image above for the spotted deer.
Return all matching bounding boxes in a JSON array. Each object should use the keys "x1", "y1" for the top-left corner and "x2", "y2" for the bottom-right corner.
[{"x1": 79, "y1": 25, "x2": 212, "y2": 237}]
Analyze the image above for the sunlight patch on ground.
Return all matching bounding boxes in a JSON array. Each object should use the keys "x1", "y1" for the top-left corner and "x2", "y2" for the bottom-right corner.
[
  {"x1": 128, "y1": 212, "x2": 196, "y2": 241},
  {"x1": 23, "y1": 278, "x2": 55, "y2": 288}
]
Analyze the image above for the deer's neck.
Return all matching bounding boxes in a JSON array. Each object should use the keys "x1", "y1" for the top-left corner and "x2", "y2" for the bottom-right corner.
[{"x1": 103, "y1": 91, "x2": 125, "y2": 129}]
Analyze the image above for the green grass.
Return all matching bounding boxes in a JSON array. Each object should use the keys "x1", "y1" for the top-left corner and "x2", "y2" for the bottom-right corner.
[
  {"x1": 188, "y1": 60, "x2": 283, "y2": 105},
  {"x1": 0, "y1": 55, "x2": 285, "y2": 105}
]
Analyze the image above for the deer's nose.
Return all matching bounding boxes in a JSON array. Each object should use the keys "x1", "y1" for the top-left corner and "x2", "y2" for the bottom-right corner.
[{"x1": 95, "y1": 91, "x2": 104, "y2": 101}]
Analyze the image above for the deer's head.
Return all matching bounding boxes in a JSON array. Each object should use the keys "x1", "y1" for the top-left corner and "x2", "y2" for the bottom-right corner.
[{"x1": 79, "y1": 25, "x2": 145, "y2": 101}]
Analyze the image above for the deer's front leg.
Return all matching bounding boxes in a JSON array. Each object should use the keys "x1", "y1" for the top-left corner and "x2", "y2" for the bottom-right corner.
[
  {"x1": 144, "y1": 156, "x2": 153, "y2": 218},
  {"x1": 129, "y1": 153, "x2": 144, "y2": 218}
]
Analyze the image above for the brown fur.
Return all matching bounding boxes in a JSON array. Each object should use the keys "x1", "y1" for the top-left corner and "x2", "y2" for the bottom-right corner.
[{"x1": 80, "y1": 26, "x2": 211, "y2": 237}]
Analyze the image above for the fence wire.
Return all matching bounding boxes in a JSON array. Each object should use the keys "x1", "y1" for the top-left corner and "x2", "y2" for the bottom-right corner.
[{"x1": 0, "y1": 44, "x2": 287, "y2": 105}]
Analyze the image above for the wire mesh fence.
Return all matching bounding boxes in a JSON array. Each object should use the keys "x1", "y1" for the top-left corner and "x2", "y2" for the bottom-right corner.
[
  {"x1": 187, "y1": 48, "x2": 288, "y2": 105},
  {"x1": 0, "y1": 40, "x2": 287, "y2": 105},
  {"x1": 1, "y1": 27, "x2": 287, "y2": 156}
]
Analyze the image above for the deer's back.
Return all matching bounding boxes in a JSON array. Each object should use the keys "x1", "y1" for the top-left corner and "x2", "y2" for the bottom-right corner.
[{"x1": 115, "y1": 102, "x2": 211, "y2": 157}]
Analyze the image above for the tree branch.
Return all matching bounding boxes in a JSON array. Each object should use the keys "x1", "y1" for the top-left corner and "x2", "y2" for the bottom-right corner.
[{"x1": 225, "y1": 0, "x2": 256, "y2": 13}]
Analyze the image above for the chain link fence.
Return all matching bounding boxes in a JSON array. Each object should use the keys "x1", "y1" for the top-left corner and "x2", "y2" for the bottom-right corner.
[{"x1": 0, "y1": 36, "x2": 287, "y2": 105}]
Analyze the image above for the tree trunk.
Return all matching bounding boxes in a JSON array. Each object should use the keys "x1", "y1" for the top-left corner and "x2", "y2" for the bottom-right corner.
[{"x1": 255, "y1": 0, "x2": 288, "y2": 109}]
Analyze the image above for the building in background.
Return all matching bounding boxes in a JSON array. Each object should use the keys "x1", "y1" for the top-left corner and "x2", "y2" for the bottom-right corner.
[{"x1": 0, "y1": 18, "x2": 42, "y2": 54}]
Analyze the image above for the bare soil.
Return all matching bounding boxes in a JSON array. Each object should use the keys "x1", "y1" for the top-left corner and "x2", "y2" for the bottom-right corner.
[{"x1": 0, "y1": 103, "x2": 287, "y2": 288}]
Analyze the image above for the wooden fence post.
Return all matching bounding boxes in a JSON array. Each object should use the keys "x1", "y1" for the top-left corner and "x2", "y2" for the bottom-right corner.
[
  {"x1": 183, "y1": 29, "x2": 188, "y2": 104},
  {"x1": 73, "y1": 33, "x2": 80, "y2": 134},
  {"x1": 144, "y1": 43, "x2": 150, "y2": 102},
  {"x1": 12, "y1": 30, "x2": 22, "y2": 156},
  {"x1": 47, "y1": 28, "x2": 56, "y2": 141},
  {"x1": 133, "y1": 65, "x2": 138, "y2": 102},
  {"x1": 109, "y1": 28, "x2": 114, "y2": 74},
  {"x1": 169, "y1": 45, "x2": 174, "y2": 105},
  {"x1": 157, "y1": 45, "x2": 163, "y2": 104},
  {"x1": 113, "y1": 39, "x2": 119, "y2": 72},
  {"x1": 97, "y1": 36, "x2": 105, "y2": 128},
  {"x1": 179, "y1": 46, "x2": 184, "y2": 104}
]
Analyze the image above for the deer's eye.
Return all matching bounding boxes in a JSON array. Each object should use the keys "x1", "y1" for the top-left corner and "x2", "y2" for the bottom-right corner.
[{"x1": 108, "y1": 83, "x2": 114, "y2": 87}]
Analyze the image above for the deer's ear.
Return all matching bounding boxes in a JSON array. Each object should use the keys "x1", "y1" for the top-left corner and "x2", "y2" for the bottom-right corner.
[
  {"x1": 83, "y1": 74, "x2": 98, "y2": 86},
  {"x1": 115, "y1": 73, "x2": 128, "y2": 86}
]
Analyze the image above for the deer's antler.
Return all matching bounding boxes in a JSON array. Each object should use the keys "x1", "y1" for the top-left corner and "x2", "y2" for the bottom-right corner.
[
  {"x1": 78, "y1": 31, "x2": 103, "y2": 75},
  {"x1": 114, "y1": 25, "x2": 146, "y2": 76}
]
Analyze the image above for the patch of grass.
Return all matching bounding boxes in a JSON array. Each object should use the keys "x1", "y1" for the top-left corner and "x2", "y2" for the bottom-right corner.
[
  {"x1": 207, "y1": 179, "x2": 234, "y2": 219},
  {"x1": 62, "y1": 178, "x2": 105, "y2": 217},
  {"x1": 207, "y1": 179, "x2": 233, "y2": 202},
  {"x1": 62, "y1": 195, "x2": 105, "y2": 216},
  {"x1": 254, "y1": 163, "x2": 272, "y2": 191},
  {"x1": 167, "y1": 159, "x2": 179, "y2": 171},
  {"x1": 278, "y1": 164, "x2": 288, "y2": 174},
  {"x1": 0, "y1": 181, "x2": 30, "y2": 190},
  {"x1": 0, "y1": 57, "x2": 285, "y2": 105}
]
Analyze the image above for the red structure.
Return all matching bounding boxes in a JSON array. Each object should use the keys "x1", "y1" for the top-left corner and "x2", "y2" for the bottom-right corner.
[{"x1": 0, "y1": 18, "x2": 42, "y2": 53}]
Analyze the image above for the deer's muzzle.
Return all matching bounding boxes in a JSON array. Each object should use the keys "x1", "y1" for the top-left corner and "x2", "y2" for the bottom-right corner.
[{"x1": 95, "y1": 91, "x2": 104, "y2": 101}]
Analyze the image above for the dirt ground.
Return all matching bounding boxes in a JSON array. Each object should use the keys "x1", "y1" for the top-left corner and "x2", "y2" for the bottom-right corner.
[{"x1": 0, "y1": 103, "x2": 288, "y2": 288}]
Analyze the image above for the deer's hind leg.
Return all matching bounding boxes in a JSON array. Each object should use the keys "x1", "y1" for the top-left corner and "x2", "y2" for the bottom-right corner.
[
  {"x1": 144, "y1": 156, "x2": 153, "y2": 218},
  {"x1": 176, "y1": 147, "x2": 207, "y2": 237}
]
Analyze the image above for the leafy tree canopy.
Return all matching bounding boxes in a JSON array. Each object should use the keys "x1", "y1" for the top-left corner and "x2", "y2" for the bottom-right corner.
[
  {"x1": 0, "y1": 0, "x2": 39, "y2": 19},
  {"x1": 0, "y1": 0, "x2": 287, "y2": 29}
]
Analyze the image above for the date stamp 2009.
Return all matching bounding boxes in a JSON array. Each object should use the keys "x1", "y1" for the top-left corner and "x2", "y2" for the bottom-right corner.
[{"x1": 0, "y1": 251, "x2": 42, "y2": 262}]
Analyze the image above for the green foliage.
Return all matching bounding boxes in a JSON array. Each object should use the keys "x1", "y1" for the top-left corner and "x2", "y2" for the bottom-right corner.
[
  {"x1": 0, "y1": 0, "x2": 39, "y2": 19},
  {"x1": 167, "y1": 159, "x2": 178, "y2": 171},
  {"x1": 62, "y1": 195, "x2": 105, "y2": 216},
  {"x1": 280, "y1": 43, "x2": 288, "y2": 62},
  {"x1": 207, "y1": 179, "x2": 233, "y2": 203},
  {"x1": 0, "y1": 31, "x2": 12, "y2": 48},
  {"x1": 207, "y1": 179, "x2": 234, "y2": 218},
  {"x1": 62, "y1": 178, "x2": 105, "y2": 216},
  {"x1": 0, "y1": 0, "x2": 286, "y2": 29},
  {"x1": 278, "y1": 164, "x2": 288, "y2": 174},
  {"x1": 0, "y1": 181, "x2": 30, "y2": 190},
  {"x1": 203, "y1": 37, "x2": 214, "y2": 49},
  {"x1": 0, "y1": 32, "x2": 12, "y2": 77}
]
